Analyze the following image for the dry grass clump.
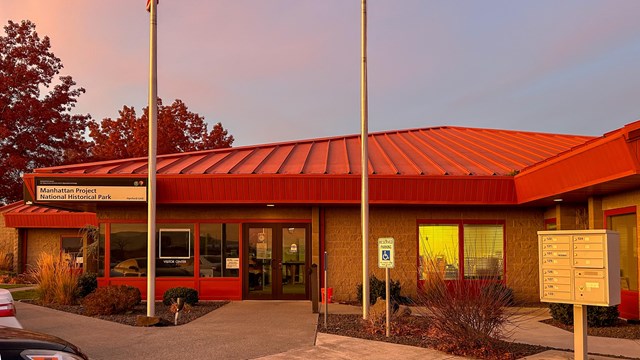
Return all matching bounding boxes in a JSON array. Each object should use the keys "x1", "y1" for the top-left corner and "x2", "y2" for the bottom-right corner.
[{"x1": 29, "y1": 253, "x2": 80, "y2": 305}]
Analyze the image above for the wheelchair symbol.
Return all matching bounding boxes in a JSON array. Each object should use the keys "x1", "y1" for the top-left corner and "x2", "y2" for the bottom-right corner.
[{"x1": 382, "y1": 250, "x2": 391, "y2": 261}]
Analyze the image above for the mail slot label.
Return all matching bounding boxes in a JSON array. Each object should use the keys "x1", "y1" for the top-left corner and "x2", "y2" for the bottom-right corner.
[
  {"x1": 573, "y1": 235, "x2": 603, "y2": 243},
  {"x1": 544, "y1": 243, "x2": 571, "y2": 250},
  {"x1": 543, "y1": 269, "x2": 571, "y2": 277},
  {"x1": 543, "y1": 291, "x2": 571, "y2": 300},
  {"x1": 573, "y1": 251, "x2": 604, "y2": 259},
  {"x1": 574, "y1": 243, "x2": 603, "y2": 251},
  {"x1": 544, "y1": 276, "x2": 571, "y2": 284},
  {"x1": 574, "y1": 258, "x2": 604, "y2": 268}
]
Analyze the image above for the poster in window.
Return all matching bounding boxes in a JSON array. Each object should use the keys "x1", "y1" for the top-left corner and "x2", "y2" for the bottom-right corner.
[{"x1": 159, "y1": 229, "x2": 191, "y2": 259}]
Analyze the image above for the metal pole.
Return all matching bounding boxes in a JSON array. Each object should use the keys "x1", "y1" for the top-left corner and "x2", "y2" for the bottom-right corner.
[
  {"x1": 360, "y1": 0, "x2": 370, "y2": 321},
  {"x1": 385, "y1": 267, "x2": 390, "y2": 337},
  {"x1": 324, "y1": 251, "x2": 328, "y2": 328},
  {"x1": 146, "y1": 0, "x2": 158, "y2": 317},
  {"x1": 574, "y1": 304, "x2": 588, "y2": 360}
]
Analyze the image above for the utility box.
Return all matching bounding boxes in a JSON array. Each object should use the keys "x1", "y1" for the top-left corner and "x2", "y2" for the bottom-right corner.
[{"x1": 538, "y1": 230, "x2": 620, "y2": 306}]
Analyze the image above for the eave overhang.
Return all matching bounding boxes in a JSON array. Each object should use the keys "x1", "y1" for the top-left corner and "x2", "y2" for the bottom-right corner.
[
  {"x1": 515, "y1": 121, "x2": 640, "y2": 205},
  {"x1": 22, "y1": 173, "x2": 517, "y2": 207}
]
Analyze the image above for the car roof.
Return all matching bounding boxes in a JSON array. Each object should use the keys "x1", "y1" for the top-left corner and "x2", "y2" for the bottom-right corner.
[{"x1": 0, "y1": 326, "x2": 76, "y2": 352}]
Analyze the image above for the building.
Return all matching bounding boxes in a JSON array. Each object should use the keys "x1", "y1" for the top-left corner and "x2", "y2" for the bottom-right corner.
[{"x1": 4, "y1": 122, "x2": 640, "y2": 319}]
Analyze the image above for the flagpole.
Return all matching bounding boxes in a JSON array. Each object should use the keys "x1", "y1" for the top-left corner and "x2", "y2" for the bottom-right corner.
[
  {"x1": 361, "y1": 0, "x2": 370, "y2": 320},
  {"x1": 147, "y1": 0, "x2": 158, "y2": 317}
]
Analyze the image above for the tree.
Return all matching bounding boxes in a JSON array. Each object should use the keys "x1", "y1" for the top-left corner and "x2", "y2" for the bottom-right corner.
[
  {"x1": 0, "y1": 20, "x2": 91, "y2": 204},
  {"x1": 89, "y1": 99, "x2": 234, "y2": 160}
]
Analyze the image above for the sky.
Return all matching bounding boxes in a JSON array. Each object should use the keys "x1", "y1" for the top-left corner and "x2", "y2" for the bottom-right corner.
[{"x1": 3, "y1": 0, "x2": 640, "y2": 147}]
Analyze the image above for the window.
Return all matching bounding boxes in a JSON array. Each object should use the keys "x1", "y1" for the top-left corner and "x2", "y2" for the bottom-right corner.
[
  {"x1": 61, "y1": 236, "x2": 82, "y2": 258},
  {"x1": 200, "y1": 223, "x2": 239, "y2": 278},
  {"x1": 109, "y1": 223, "x2": 147, "y2": 277},
  {"x1": 419, "y1": 222, "x2": 504, "y2": 281},
  {"x1": 607, "y1": 212, "x2": 638, "y2": 291}
]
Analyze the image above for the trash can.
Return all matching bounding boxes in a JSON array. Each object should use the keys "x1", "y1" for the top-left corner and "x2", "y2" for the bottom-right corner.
[{"x1": 321, "y1": 287, "x2": 333, "y2": 303}]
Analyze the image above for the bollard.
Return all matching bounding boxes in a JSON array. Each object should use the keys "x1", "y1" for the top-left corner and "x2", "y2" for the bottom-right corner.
[{"x1": 310, "y1": 264, "x2": 319, "y2": 313}]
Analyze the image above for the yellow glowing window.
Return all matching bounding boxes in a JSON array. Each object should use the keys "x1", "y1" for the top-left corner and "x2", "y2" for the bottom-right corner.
[
  {"x1": 419, "y1": 223, "x2": 504, "y2": 281},
  {"x1": 419, "y1": 225, "x2": 459, "y2": 280}
]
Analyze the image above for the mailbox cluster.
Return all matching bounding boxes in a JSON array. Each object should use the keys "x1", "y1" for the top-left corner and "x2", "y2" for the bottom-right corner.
[{"x1": 538, "y1": 230, "x2": 620, "y2": 306}]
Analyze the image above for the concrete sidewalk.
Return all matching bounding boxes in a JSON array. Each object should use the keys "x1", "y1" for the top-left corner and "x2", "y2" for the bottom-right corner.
[{"x1": 13, "y1": 301, "x2": 640, "y2": 359}]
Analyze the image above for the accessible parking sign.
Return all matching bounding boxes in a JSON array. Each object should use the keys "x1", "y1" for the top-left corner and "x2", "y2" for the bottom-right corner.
[{"x1": 378, "y1": 237, "x2": 395, "y2": 269}]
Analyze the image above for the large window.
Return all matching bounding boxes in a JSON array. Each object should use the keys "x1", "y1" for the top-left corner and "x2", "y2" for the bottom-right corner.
[
  {"x1": 200, "y1": 223, "x2": 239, "y2": 278},
  {"x1": 109, "y1": 223, "x2": 147, "y2": 277},
  {"x1": 419, "y1": 222, "x2": 504, "y2": 281},
  {"x1": 607, "y1": 212, "x2": 638, "y2": 291}
]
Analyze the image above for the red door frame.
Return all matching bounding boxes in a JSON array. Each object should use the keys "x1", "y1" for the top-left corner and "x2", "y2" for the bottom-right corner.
[{"x1": 604, "y1": 206, "x2": 639, "y2": 320}]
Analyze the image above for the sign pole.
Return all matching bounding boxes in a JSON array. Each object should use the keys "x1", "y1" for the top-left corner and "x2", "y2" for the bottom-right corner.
[
  {"x1": 146, "y1": 0, "x2": 158, "y2": 317},
  {"x1": 385, "y1": 267, "x2": 390, "y2": 337},
  {"x1": 377, "y1": 237, "x2": 394, "y2": 337},
  {"x1": 324, "y1": 251, "x2": 328, "y2": 328}
]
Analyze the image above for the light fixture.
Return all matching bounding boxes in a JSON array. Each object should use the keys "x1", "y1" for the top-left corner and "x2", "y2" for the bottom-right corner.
[
  {"x1": 553, "y1": 198, "x2": 563, "y2": 202},
  {"x1": 266, "y1": 204, "x2": 275, "y2": 207}
]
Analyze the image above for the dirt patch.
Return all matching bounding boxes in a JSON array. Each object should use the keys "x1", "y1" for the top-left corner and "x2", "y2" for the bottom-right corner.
[
  {"x1": 317, "y1": 313, "x2": 551, "y2": 360},
  {"x1": 25, "y1": 300, "x2": 228, "y2": 326}
]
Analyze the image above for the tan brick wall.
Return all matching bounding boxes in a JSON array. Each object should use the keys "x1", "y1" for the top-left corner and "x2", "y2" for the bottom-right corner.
[
  {"x1": 25, "y1": 229, "x2": 78, "y2": 269},
  {"x1": 0, "y1": 213, "x2": 18, "y2": 271},
  {"x1": 324, "y1": 206, "x2": 543, "y2": 304}
]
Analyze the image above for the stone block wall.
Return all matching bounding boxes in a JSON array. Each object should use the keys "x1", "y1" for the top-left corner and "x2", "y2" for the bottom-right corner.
[
  {"x1": 24, "y1": 229, "x2": 77, "y2": 269},
  {"x1": 0, "y1": 213, "x2": 18, "y2": 271},
  {"x1": 323, "y1": 206, "x2": 544, "y2": 304}
]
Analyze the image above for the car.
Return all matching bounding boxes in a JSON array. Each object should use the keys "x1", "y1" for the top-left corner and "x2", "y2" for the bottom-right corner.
[
  {"x1": 0, "y1": 326, "x2": 89, "y2": 360},
  {"x1": 0, "y1": 288, "x2": 22, "y2": 329}
]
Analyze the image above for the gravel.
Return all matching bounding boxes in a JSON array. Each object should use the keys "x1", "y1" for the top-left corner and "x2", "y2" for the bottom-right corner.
[{"x1": 28, "y1": 300, "x2": 228, "y2": 326}]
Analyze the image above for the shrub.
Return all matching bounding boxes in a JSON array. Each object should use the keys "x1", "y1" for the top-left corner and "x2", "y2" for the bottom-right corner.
[
  {"x1": 480, "y1": 282, "x2": 514, "y2": 306},
  {"x1": 76, "y1": 273, "x2": 98, "y2": 298},
  {"x1": 163, "y1": 287, "x2": 198, "y2": 306},
  {"x1": 356, "y1": 274, "x2": 403, "y2": 305},
  {"x1": 29, "y1": 253, "x2": 80, "y2": 305},
  {"x1": 549, "y1": 303, "x2": 619, "y2": 327},
  {"x1": 82, "y1": 285, "x2": 141, "y2": 316}
]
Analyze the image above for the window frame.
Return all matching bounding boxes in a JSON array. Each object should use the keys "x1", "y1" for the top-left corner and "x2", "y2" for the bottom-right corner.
[{"x1": 417, "y1": 219, "x2": 507, "y2": 283}]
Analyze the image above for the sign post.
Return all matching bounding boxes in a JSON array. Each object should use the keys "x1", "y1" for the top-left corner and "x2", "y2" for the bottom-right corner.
[{"x1": 378, "y1": 237, "x2": 395, "y2": 337}]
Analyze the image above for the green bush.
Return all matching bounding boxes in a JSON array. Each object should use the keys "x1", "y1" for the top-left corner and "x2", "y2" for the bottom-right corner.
[
  {"x1": 163, "y1": 287, "x2": 199, "y2": 306},
  {"x1": 82, "y1": 285, "x2": 141, "y2": 316},
  {"x1": 356, "y1": 274, "x2": 402, "y2": 305},
  {"x1": 549, "y1": 303, "x2": 619, "y2": 327},
  {"x1": 76, "y1": 273, "x2": 97, "y2": 298}
]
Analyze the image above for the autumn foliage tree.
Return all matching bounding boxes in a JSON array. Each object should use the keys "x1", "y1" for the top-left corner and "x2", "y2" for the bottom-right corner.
[
  {"x1": 0, "y1": 20, "x2": 91, "y2": 204},
  {"x1": 89, "y1": 99, "x2": 234, "y2": 160}
]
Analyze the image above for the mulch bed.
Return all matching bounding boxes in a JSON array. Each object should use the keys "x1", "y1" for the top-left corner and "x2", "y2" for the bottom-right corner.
[
  {"x1": 317, "y1": 313, "x2": 551, "y2": 360},
  {"x1": 26, "y1": 300, "x2": 228, "y2": 326},
  {"x1": 540, "y1": 318, "x2": 640, "y2": 339}
]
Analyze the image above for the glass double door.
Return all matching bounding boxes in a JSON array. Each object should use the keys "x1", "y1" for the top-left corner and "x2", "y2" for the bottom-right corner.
[{"x1": 244, "y1": 223, "x2": 309, "y2": 300}]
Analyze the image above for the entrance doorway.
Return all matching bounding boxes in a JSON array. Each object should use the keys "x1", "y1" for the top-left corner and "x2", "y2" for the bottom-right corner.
[{"x1": 243, "y1": 223, "x2": 309, "y2": 300}]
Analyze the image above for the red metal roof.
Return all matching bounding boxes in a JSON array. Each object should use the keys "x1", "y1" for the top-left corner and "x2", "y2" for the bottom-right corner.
[
  {"x1": 34, "y1": 126, "x2": 592, "y2": 177},
  {"x1": 18, "y1": 126, "x2": 594, "y2": 207},
  {"x1": 2, "y1": 202, "x2": 97, "y2": 229},
  {"x1": 516, "y1": 120, "x2": 640, "y2": 204}
]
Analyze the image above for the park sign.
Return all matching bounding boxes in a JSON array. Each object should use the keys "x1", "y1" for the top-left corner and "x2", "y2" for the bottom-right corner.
[
  {"x1": 30, "y1": 177, "x2": 147, "y2": 203},
  {"x1": 378, "y1": 237, "x2": 395, "y2": 269}
]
